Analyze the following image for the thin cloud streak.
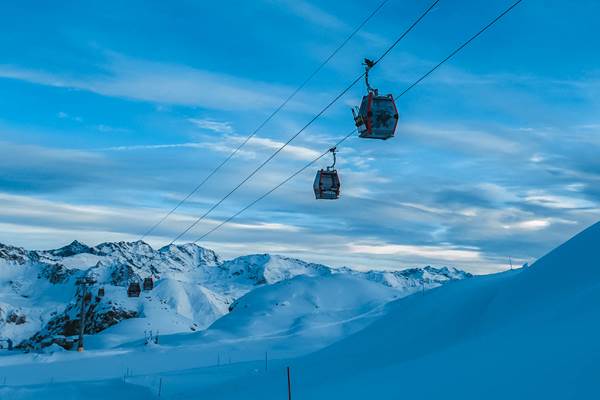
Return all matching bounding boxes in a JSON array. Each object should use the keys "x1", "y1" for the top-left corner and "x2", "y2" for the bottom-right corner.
[{"x1": 0, "y1": 54, "x2": 311, "y2": 112}]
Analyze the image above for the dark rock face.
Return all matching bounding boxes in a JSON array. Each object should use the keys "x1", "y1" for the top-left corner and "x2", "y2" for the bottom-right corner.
[
  {"x1": 18, "y1": 296, "x2": 138, "y2": 350},
  {"x1": 47, "y1": 240, "x2": 94, "y2": 258},
  {"x1": 0, "y1": 244, "x2": 31, "y2": 265},
  {"x1": 6, "y1": 311, "x2": 26, "y2": 325},
  {"x1": 89, "y1": 307, "x2": 138, "y2": 333},
  {"x1": 110, "y1": 264, "x2": 137, "y2": 286},
  {"x1": 38, "y1": 264, "x2": 75, "y2": 284}
]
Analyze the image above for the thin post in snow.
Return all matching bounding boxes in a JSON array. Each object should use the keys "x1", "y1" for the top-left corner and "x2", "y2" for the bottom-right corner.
[
  {"x1": 158, "y1": 377, "x2": 163, "y2": 397},
  {"x1": 287, "y1": 366, "x2": 292, "y2": 400},
  {"x1": 265, "y1": 351, "x2": 268, "y2": 372},
  {"x1": 77, "y1": 284, "x2": 87, "y2": 352}
]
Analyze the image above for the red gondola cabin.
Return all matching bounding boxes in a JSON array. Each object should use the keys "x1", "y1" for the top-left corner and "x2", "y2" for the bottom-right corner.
[
  {"x1": 353, "y1": 92, "x2": 398, "y2": 140},
  {"x1": 352, "y1": 58, "x2": 399, "y2": 140},
  {"x1": 127, "y1": 282, "x2": 141, "y2": 297},
  {"x1": 143, "y1": 277, "x2": 154, "y2": 291}
]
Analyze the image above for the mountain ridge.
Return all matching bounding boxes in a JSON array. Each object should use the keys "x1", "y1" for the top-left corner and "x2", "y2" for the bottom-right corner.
[{"x1": 0, "y1": 239, "x2": 471, "y2": 351}]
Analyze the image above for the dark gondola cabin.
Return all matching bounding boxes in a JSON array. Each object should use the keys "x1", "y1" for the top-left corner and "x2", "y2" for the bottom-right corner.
[
  {"x1": 143, "y1": 277, "x2": 154, "y2": 291},
  {"x1": 127, "y1": 282, "x2": 141, "y2": 297},
  {"x1": 353, "y1": 92, "x2": 398, "y2": 140},
  {"x1": 97, "y1": 287, "x2": 105, "y2": 298},
  {"x1": 313, "y1": 147, "x2": 340, "y2": 200},
  {"x1": 313, "y1": 169, "x2": 340, "y2": 200}
]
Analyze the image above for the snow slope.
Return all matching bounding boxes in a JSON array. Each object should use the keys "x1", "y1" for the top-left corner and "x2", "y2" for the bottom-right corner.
[
  {"x1": 164, "y1": 273, "x2": 401, "y2": 354},
  {"x1": 0, "y1": 264, "x2": 460, "y2": 389},
  {"x1": 192, "y1": 221, "x2": 600, "y2": 399}
]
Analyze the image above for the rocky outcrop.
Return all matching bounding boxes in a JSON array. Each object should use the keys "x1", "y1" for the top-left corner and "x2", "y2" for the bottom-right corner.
[
  {"x1": 18, "y1": 296, "x2": 137, "y2": 350},
  {"x1": 38, "y1": 263, "x2": 76, "y2": 284}
]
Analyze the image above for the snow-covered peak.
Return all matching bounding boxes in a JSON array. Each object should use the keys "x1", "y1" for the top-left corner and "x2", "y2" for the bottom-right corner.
[
  {"x1": 361, "y1": 266, "x2": 471, "y2": 291},
  {"x1": 94, "y1": 240, "x2": 154, "y2": 257},
  {"x1": 159, "y1": 243, "x2": 220, "y2": 267},
  {"x1": 0, "y1": 243, "x2": 31, "y2": 265},
  {"x1": 220, "y1": 253, "x2": 332, "y2": 285},
  {"x1": 46, "y1": 240, "x2": 92, "y2": 258}
]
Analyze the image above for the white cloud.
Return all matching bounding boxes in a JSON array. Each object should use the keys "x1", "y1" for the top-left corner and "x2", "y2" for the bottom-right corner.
[
  {"x1": 272, "y1": 0, "x2": 346, "y2": 30},
  {"x1": 94, "y1": 124, "x2": 130, "y2": 134},
  {"x1": 404, "y1": 123, "x2": 521, "y2": 155},
  {"x1": 102, "y1": 142, "x2": 206, "y2": 151},
  {"x1": 477, "y1": 183, "x2": 520, "y2": 203},
  {"x1": 397, "y1": 202, "x2": 447, "y2": 215},
  {"x1": 188, "y1": 118, "x2": 234, "y2": 134},
  {"x1": 242, "y1": 136, "x2": 321, "y2": 160},
  {"x1": 529, "y1": 154, "x2": 545, "y2": 163},
  {"x1": 576, "y1": 123, "x2": 600, "y2": 130},
  {"x1": 197, "y1": 134, "x2": 322, "y2": 161},
  {"x1": 503, "y1": 219, "x2": 551, "y2": 231},
  {"x1": 105, "y1": 134, "x2": 322, "y2": 162},
  {"x1": 0, "y1": 53, "x2": 302, "y2": 112},
  {"x1": 524, "y1": 192, "x2": 596, "y2": 210},
  {"x1": 348, "y1": 242, "x2": 483, "y2": 263},
  {"x1": 228, "y1": 221, "x2": 301, "y2": 232},
  {"x1": 565, "y1": 183, "x2": 586, "y2": 192}
]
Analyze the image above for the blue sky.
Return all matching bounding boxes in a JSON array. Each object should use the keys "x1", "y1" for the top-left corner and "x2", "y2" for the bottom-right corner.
[{"x1": 0, "y1": 0, "x2": 598, "y2": 273}]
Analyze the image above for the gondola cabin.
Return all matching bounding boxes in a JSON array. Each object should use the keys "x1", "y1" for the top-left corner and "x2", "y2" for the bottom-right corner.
[
  {"x1": 313, "y1": 169, "x2": 340, "y2": 200},
  {"x1": 97, "y1": 287, "x2": 105, "y2": 298},
  {"x1": 353, "y1": 92, "x2": 398, "y2": 140},
  {"x1": 127, "y1": 282, "x2": 141, "y2": 298},
  {"x1": 143, "y1": 277, "x2": 154, "y2": 291}
]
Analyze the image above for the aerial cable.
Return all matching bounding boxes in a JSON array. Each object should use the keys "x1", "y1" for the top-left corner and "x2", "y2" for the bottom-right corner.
[
  {"x1": 194, "y1": 129, "x2": 357, "y2": 243},
  {"x1": 139, "y1": 0, "x2": 390, "y2": 241},
  {"x1": 192, "y1": 0, "x2": 524, "y2": 242},
  {"x1": 396, "y1": 0, "x2": 523, "y2": 98},
  {"x1": 170, "y1": 0, "x2": 441, "y2": 244}
]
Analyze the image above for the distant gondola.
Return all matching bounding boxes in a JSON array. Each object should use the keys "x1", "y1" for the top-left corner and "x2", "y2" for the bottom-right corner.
[
  {"x1": 127, "y1": 282, "x2": 141, "y2": 297},
  {"x1": 314, "y1": 147, "x2": 340, "y2": 200},
  {"x1": 143, "y1": 277, "x2": 154, "y2": 291}
]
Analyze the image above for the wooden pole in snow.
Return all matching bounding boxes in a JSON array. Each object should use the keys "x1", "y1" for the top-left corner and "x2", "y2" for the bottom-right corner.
[
  {"x1": 76, "y1": 277, "x2": 95, "y2": 352},
  {"x1": 76, "y1": 284, "x2": 89, "y2": 352},
  {"x1": 287, "y1": 366, "x2": 292, "y2": 400}
]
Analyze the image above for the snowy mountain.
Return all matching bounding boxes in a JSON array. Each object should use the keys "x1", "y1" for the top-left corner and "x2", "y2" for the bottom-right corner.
[{"x1": 0, "y1": 240, "x2": 470, "y2": 351}]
